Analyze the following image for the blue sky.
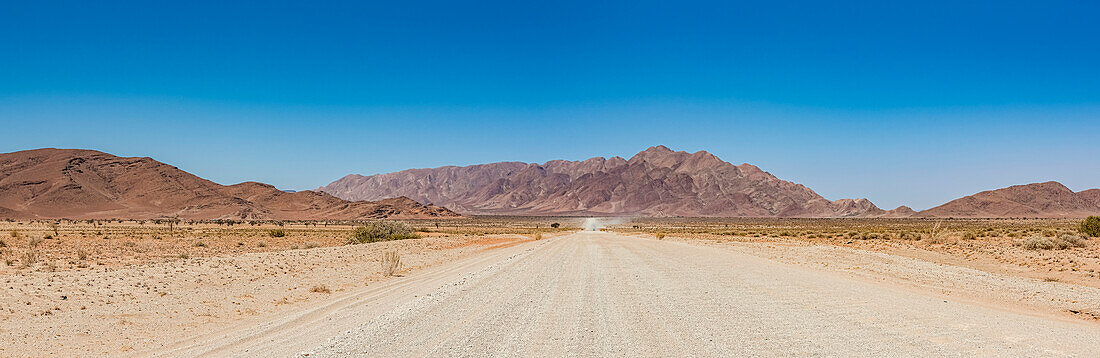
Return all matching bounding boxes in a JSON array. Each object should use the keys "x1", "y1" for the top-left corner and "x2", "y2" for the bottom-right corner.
[{"x1": 1, "y1": 1, "x2": 1098, "y2": 210}]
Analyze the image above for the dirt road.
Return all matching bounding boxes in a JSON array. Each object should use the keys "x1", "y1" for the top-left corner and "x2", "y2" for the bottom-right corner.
[{"x1": 151, "y1": 231, "x2": 1100, "y2": 357}]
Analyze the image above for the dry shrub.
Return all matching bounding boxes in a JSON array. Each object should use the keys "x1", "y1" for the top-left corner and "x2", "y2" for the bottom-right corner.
[
  {"x1": 76, "y1": 249, "x2": 89, "y2": 261},
  {"x1": 1021, "y1": 235, "x2": 1087, "y2": 250},
  {"x1": 268, "y1": 229, "x2": 287, "y2": 238},
  {"x1": 533, "y1": 233, "x2": 543, "y2": 240},
  {"x1": 381, "y1": 251, "x2": 401, "y2": 276},
  {"x1": 1022, "y1": 236, "x2": 1055, "y2": 250},
  {"x1": 21, "y1": 249, "x2": 38, "y2": 267},
  {"x1": 655, "y1": 233, "x2": 666, "y2": 240},
  {"x1": 924, "y1": 233, "x2": 949, "y2": 245},
  {"x1": 309, "y1": 284, "x2": 331, "y2": 294},
  {"x1": 303, "y1": 242, "x2": 321, "y2": 249},
  {"x1": 898, "y1": 231, "x2": 920, "y2": 240},
  {"x1": 1058, "y1": 234, "x2": 1088, "y2": 248},
  {"x1": 350, "y1": 222, "x2": 419, "y2": 244}
]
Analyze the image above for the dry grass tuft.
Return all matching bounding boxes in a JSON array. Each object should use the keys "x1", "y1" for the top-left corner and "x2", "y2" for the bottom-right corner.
[
  {"x1": 21, "y1": 250, "x2": 39, "y2": 267},
  {"x1": 655, "y1": 233, "x2": 666, "y2": 240},
  {"x1": 381, "y1": 251, "x2": 401, "y2": 276},
  {"x1": 309, "y1": 284, "x2": 331, "y2": 294}
]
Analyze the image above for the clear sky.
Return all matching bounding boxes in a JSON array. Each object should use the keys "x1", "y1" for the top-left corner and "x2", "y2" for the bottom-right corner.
[{"x1": 1, "y1": 1, "x2": 1098, "y2": 210}]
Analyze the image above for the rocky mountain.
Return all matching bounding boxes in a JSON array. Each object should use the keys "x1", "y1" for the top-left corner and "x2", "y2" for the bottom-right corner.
[
  {"x1": 320, "y1": 146, "x2": 886, "y2": 217},
  {"x1": 918, "y1": 181, "x2": 1100, "y2": 218},
  {"x1": 0, "y1": 148, "x2": 457, "y2": 220},
  {"x1": 872, "y1": 206, "x2": 917, "y2": 218}
]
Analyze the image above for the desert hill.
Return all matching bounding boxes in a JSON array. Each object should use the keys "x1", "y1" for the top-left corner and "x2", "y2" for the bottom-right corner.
[
  {"x1": 320, "y1": 146, "x2": 886, "y2": 217},
  {"x1": 0, "y1": 148, "x2": 457, "y2": 220},
  {"x1": 878, "y1": 206, "x2": 917, "y2": 218},
  {"x1": 918, "y1": 181, "x2": 1100, "y2": 218}
]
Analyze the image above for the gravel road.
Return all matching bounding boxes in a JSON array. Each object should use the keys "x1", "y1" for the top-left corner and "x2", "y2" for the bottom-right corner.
[{"x1": 155, "y1": 231, "x2": 1100, "y2": 357}]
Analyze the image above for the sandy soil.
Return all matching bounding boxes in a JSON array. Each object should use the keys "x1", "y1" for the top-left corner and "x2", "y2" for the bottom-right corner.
[
  {"x1": 145, "y1": 231, "x2": 1100, "y2": 357},
  {"x1": 0, "y1": 233, "x2": 534, "y2": 357}
]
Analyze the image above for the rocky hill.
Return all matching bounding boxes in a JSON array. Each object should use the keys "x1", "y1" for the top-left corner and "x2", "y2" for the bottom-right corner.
[
  {"x1": 0, "y1": 148, "x2": 457, "y2": 220},
  {"x1": 918, "y1": 181, "x2": 1100, "y2": 218}
]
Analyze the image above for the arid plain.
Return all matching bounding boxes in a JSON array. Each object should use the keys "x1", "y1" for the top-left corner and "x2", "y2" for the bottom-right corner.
[{"x1": 3, "y1": 217, "x2": 1100, "y2": 356}]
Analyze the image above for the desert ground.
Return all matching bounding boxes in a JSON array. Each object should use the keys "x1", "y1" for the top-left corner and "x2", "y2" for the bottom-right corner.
[{"x1": 2, "y1": 217, "x2": 1099, "y2": 356}]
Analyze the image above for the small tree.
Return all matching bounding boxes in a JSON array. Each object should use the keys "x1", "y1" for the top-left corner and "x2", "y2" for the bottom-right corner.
[{"x1": 1081, "y1": 216, "x2": 1100, "y2": 237}]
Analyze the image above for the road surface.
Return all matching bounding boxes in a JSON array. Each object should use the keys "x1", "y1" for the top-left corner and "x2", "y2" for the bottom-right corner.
[{"x1": 151, "y1": 231, "x2": 1100, "y2": 357}]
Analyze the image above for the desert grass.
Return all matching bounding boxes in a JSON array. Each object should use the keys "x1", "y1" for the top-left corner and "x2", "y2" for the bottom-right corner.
[{"x1": 381, "y1": 251, "x2": 401, "y2": 276}]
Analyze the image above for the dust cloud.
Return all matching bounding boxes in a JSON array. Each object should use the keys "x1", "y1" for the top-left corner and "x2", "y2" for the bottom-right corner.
[{"x1": 581, "y1": 217, "x2": 630, "y2": 231}]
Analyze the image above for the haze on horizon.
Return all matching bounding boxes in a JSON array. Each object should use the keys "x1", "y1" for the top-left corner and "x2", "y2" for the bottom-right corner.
[{"x1": 2, "y1": 1, "x2": 1098, "y2": 211}]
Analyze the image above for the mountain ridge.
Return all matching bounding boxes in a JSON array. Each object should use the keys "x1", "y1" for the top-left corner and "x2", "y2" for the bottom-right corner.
[
  {"x1": 320, "y1": 146, "x2": 887, "y2": 217},
  {"x1": 0, "y1": 148, "x2": 457, "y2": 220},
  {"x1": 918, "y1": 181, "x2": 1100, "y2": 218}
]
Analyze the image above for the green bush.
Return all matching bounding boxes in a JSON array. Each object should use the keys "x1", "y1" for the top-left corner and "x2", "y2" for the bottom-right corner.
[
  {"x1": 348, "y1": 221, "x2": 420, "y2": 244},
  {"x1": 1080, "y1": 216, "x2": 1100, "y2": 237}
]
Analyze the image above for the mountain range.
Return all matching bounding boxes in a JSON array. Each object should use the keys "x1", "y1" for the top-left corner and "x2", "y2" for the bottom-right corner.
[
  {"x1": 1, "y1": 147, "x2": 1096, "y2": 220},
  {"x1": 320, "y1": 146, "x2": 1099, "y2": 218},
  {"x1": 0, "y1": 149, "x2": 457, "y2": 220}
]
